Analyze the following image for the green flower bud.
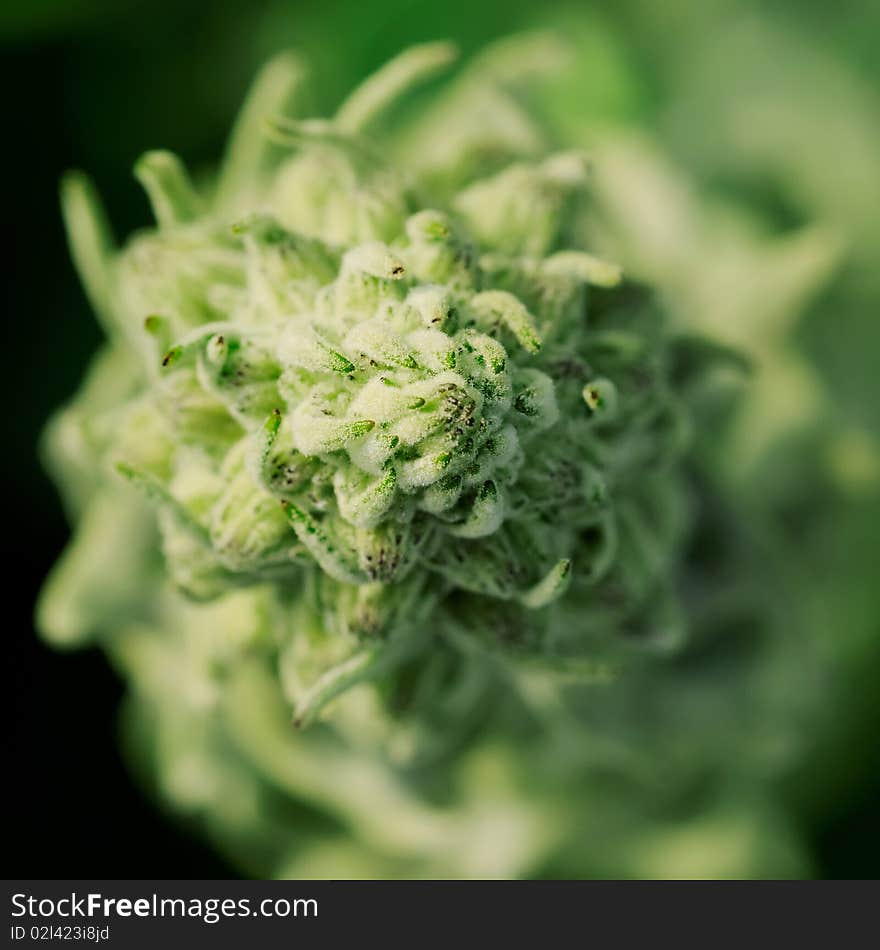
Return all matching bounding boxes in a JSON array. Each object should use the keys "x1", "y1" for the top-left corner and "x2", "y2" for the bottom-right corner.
[{"x1": 40, "y1": 41, "x2": 720, "y2": 732}]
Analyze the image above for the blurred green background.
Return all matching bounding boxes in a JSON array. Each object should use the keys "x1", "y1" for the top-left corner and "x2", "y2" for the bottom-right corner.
[{"x1": 5, "y1": 0, "x2": 879, "y2": 877}]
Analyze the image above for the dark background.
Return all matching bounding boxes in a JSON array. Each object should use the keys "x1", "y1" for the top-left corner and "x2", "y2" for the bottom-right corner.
[{"x1": 4, "y1": 0, "x2": 879, "y2": 878}]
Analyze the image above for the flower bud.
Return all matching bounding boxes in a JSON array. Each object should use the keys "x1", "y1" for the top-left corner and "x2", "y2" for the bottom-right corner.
[{"x1": 42, "y1": 42, "x2": 713, "y2": 728}]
